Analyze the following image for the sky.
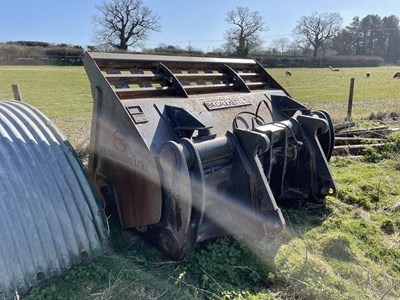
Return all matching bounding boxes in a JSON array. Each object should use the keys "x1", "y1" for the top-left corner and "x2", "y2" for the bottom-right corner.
[{"x1": 0, "y1": 0, "x2": 399, "y2": 51}]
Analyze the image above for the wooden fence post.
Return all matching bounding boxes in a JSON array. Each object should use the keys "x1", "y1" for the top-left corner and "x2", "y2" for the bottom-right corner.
[
  {"x1": 12, "y1": 84, "x2": 22, "y2": 101},
  {"x1": 346, "y1": 78, "x2": 355, "y2": 121}
]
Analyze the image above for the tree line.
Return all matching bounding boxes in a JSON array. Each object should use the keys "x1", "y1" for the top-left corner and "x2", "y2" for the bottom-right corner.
[
  {"x1": 91, "y1": 0, "x2": 400, "y2": 65},
  {"x1": 1, "y1": 0, "x2": 399, "y2": 66},
  {"x1": 0, "y1": 41, "x2": 84, "y2": 65},
  {"x1": 331, "y1": 15, "x2": 400, "y2": 64}
]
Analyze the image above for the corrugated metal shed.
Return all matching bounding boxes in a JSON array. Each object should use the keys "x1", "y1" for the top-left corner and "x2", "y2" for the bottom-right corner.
[{"x1": 0, "y1": 100, "x2": 109, "y2": 299}]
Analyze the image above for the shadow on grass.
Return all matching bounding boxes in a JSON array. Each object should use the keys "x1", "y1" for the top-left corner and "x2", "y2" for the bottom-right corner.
[{"x1": 24, "y1": 201, "x2": 331, "y2": 300}]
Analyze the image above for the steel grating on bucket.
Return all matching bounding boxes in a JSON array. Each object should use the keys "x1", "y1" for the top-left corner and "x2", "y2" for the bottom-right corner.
[{"x1": 0, "y1": 100, "x2": 109, "y2": 299}]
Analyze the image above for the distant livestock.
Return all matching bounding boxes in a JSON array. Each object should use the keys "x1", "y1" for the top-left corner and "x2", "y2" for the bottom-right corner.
[
  {"x1": 365, "y1": 72, "x2": 371, "y2": 78},
  {"x1": 329, "y1": 66, "x2": 340, "y2": 71},
  {"x1": 285, "y1": 70, "x2": 292, "y2": 76},
  {"x1": 394, "y1": 72, "x2": 400, "y2": 79}
]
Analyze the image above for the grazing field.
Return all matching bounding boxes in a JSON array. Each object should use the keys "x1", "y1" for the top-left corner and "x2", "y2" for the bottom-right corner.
[
  {"x1": 1, "y1": 64, "x2": 400, "y2": 299},
  {"x1": 0, "y1": 65, "x2": 399, "y2": 142},
  {"x1": 268, "y1": 66, "x2": 400, "y2": 122},
  {"x1": 0, "y1": 66, "x2": 93, "y2": 146}
]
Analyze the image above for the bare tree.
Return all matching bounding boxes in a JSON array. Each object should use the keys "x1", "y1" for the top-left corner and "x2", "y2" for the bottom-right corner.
[
  {"x1": 271, "y1": 37, "x2": 290, "y2": 54},
  {"x1": 293, "y1": 12, "x2": 342, "y2": 57},
  {"x1": 92, "y1": 0, "x2": 160, "y2": 51},
  {"x1": 224, "y1": 6, "x2": 267, "y2": 57}
]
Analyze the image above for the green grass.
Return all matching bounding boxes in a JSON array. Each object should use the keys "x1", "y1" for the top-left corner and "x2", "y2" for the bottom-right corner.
[
  {"x1": 1, "y1": 66, "x2": 398, "y2": 108},
  {"x1": 25, "y1": 221, "x2": 197, "y2": 300},
  {"x1": 0, "y1": 66, "x2": 93, "y2": 146},
  {"x1": 24, "y1": 154, "x2": 400, "y2": 299},
  {"x1": 1, "y1": 65, "x2": 399, "y2": 128},
  {"x1": 268, "y1": 66, "x2": 400, "y2": 103},
  {"x1": 1, "y1": 65, "x2": 400, "y2": 299},
  {"x1": 274, "y1": 157, "x2": 400, "y2": 299},
  {"x1": 0, "y1": 66, "x2": 92, "y2": 117},
  {"x1": 268, "y1": 66, "x2": 400, "y2": 121}
]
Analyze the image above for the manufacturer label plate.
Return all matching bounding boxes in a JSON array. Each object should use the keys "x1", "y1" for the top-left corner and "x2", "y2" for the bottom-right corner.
[{"x1": 204, "y1": 98, "x2": 251, "y2": 110}]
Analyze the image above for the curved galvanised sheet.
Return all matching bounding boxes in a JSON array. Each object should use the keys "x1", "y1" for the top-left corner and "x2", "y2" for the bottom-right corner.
[{"x1": 0, "y1": 100, "x2": 109, "y2": 299}]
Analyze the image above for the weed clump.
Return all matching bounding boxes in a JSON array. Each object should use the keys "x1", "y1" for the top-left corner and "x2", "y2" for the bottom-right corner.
[
  {"x1": 338, "y1": 187, "x2": 372, "y2": 210},
  {"x1": 387, "y1": 132, "x2": 400, "y2": 153},
  {"x1": 321, "y1": 233, "x2": 354, "y2": 262},
  {"x1": 360, "y1": 132, "x2": 400, "y2": 163},
  {"x1": 274, "y1": 238, "x2": 364, "y2": 300},
  {"x1": 380, "y1": 219, "x2": 395, "y2": 235},
  {"x1": 360, "y1": 147, "x2": 385, "y2": 163},
  {"x1": 368, "y1": 111, "x2": 399, "y2": 121},
  {"x1": 182, "y1": 238, "x2": 273, "y2": 295},
  {"x1": 26, "y1": 264, "x2": 109, "y2": 300}
]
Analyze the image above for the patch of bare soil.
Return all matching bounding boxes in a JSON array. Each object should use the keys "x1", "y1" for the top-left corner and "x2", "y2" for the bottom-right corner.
[{"x1": 51, "y1": 116, "x2": 92, "y2": 147}]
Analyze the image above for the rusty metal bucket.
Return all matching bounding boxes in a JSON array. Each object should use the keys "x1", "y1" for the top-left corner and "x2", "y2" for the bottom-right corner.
[{"x1": 84, "y1": 52, "x2": 336, "y2": 260}]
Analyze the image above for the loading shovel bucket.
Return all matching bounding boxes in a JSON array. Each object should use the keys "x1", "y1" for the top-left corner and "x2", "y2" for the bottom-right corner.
[
  {"x1": 0, "y1": 100, "x2": 109, "y2": 299},
  {"x1": 84, "y1": 52, "x2": 336, "y2": 260}
]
